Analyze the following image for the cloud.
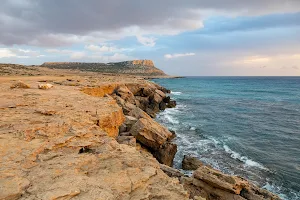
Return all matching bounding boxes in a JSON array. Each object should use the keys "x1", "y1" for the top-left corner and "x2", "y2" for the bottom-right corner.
[
  {"x1": 0, "y1": 47, "x2": 42, "y2": 58},
  {"x1": 164, "y1": 53, "x2": 195, "y2": 59},
  {"x1": 85, "y1": 45, "x2": 117, "y2": 52},
  {"x1": 136, "y1": 35, "x2": 157, "y2": 47},
  {"x1": 1, "y1": 0, "x2": 300, "y2": 46},
  {"x1": 70, "y1": 52, "x2": 86, "y2": 59}
]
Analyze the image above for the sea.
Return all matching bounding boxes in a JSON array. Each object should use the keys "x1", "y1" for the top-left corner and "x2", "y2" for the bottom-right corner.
[{"x1": 153, "y1": 77, "x2": 300, "y2": 200}]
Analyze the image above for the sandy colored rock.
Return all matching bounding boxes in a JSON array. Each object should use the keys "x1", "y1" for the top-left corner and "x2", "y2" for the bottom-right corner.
[
  {"x1": 38, "y1": 83, "x2": 53, "y2": 90},
  {"x1": 10, "y1": 81, "x2": 30, "y2": 89},
  {"x1": 117, "y1": 136, "x2": 136, "y2": 147},
  {"x1": 182, "y1": 155, "x2": 203, "y2": 170},
  {"x1": 160, "y1": 164, "x2": 184, "y2": 178},
  {"x1": 114, "y1": 85, "x2": 135, "y2": 104},
  {"x1": 128, "y1": 106, "x2": 152, "y2": 120},
  {"x1": 153, "y1": 142, "x2": 177, "y2": 166},
  {"x1": 130, "y1": 118, "x2": 173, "y2": 150}
]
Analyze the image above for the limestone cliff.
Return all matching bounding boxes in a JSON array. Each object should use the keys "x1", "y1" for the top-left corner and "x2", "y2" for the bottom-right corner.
[{"x1": 41, "y1": 60, "x2": 167, "y2": 76}]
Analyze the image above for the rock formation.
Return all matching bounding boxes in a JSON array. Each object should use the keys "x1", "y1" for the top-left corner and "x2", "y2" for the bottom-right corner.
[
  {"x1": 0, "y1": 63, "x2": 281, "y2": 200},
  {"x1": 41, "y1": 60, "x2": 167, "y2": 76}
]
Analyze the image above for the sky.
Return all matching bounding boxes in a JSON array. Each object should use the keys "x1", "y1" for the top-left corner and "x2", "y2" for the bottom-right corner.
[{"x1": 0, "y1": 0, "x2": 300, "y2": 76}]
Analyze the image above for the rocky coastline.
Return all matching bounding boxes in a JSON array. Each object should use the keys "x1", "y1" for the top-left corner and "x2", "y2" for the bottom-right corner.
[{"x1": 0, "y1": 63, "x2": 281, "y2": 200}]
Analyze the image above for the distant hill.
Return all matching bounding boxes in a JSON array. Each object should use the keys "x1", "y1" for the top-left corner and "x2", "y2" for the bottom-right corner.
[{"x1": 41, "y1": 60, "x2": 167, "y2": 76}]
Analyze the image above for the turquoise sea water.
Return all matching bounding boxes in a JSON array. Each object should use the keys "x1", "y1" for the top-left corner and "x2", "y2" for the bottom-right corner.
[{"x1": 153, "y1": 77, "x2": 300, "y2": 200}]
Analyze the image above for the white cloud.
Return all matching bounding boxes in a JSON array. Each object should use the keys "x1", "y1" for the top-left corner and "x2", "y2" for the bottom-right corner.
[
  {"x1": 85, "y1": 44, "x2": 116, "y2": 52},
  {"x1": 136, "y1": 35, "x2": 157, "y2": 47},
  {"x1": 164, "y1": 52, "x2": 195, "y2": 59},
  {"x1": 0, "y1": 48, "x2": 16, "y2": 58},
  {"x1": 0, "y1": 48, "x2": 42, "y2": 58},
  {"x1": 70, "y1": 52, "x2": 86, "y2": 59}
]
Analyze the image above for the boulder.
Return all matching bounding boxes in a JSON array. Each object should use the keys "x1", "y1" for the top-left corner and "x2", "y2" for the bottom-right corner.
[
  {"x1": 160, "y1": 164, "x2": 184, "y2": 178},
  {"x1": 155, "y1": 89, "x2": 166, "y2": 99},
  {"x1": 182, "y1": 155, "x2": 203, "y2": 170},
  {"x1": 153, "y1": 142, "x2": 177, "y2": 166},
  {"x1": 193, "y1": 166, "x2": 248, "y2": 195},
  {"x1": 119, "y1": 124, "x2": 127, "y2": 133},
  {"x1": 123, "y1": 115, "x2": 138, "y2": 131},
  {"x1": 116, "y1": 136, "x2": 136, "y2": 147},
  {"x1": 163, "y1": 96, "x2": 171, "y2": 103},
  {"x1": 113, "y1": 95, "x2": 136, "y2": 115},
  {"x1": 114, "y1": 86, "x2": 135, "y2": 104},
  {"x1": 130, "y1": 118, "x2": 172, "y2": 150},
  {"x1": 167, "y1": 100, "x2": 176, "y2": 108},
  {"x1": 10, "y1": 81, "x2": 30, "y2": 89},
  {"x1": 128, "y1": 106, "x2": 152, "y2": 120},
  {"x1": 168, "y1": 130, "x2": 177, "y2": 141},
  {"x1": 159, "y1": 101, "x2": 167, "y2": 110},
  {"x1": 38, "y1": 83, "x2": 53, "y2": 90}
]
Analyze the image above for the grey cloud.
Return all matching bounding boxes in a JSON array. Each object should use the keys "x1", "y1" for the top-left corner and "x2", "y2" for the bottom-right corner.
[{"x1": 1, "y1": 0, "x2": 300, "y2": 46}]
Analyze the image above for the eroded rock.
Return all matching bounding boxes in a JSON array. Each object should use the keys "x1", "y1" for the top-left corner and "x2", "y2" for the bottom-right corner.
[
  {"x1": 153, "y1": 142, "x2": 177, "y2": 166},
  {"x1": 38, "y1": 83, "x2": 54, "y2": 90},
  {"x1": 182, "y1": 155, "x2": 203, "y2": 170},
  {"x1": 10, "y1": 81, "x2": 30, "y2": 89},
  {"x1": 130, "y1": 118, "x2": 172, "y2": 150}
]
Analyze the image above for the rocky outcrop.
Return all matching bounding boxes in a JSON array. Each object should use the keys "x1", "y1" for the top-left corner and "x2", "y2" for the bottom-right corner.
[
  {"x1": 0, "y1": 74, "x2": 189, "y2": 200},
  {"x1": 41, "y1": 60, "x2": 167, "y2": 76},
  {"x1": 179, "y1": 165, "x2": 281, "y2": 200},
  {"x1": 182, "y1": 155, "x2": 204, "y2": 170}
]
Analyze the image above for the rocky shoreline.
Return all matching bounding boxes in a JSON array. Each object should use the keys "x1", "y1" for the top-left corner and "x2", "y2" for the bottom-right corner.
[{"x1": 0, "y1": 65, "x2": 281, "y2": 200}]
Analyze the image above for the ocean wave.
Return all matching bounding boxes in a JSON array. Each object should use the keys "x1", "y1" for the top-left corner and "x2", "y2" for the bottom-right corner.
[
  {"x1": 223, "y1": 144, "x2": 267, "y2": 170},
  {"x1": 171, "y1": 91, "x2": 182, "y2": 95}
]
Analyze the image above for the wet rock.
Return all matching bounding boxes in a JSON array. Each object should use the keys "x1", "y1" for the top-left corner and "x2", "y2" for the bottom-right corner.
[
  {"x1": 168, "y1": 130, "x2": 177, "y2": 141},
  {"x1": 153, "y1": 142, "x2": 177, "y2": 166},
  {"x1": 159, "y1": 101, "x2": 167, "y2": 110},
  {"x1": 163, "y1": 96, "x2": 171, "y2": 103},
  {"x1": 182, "y1": 155, "x2": 203, "y2": 170},
  {"x1": 167, "y1": 100, "x2": 177, "y2": 108},
  {"x1": 38, "y1": 83, "x2": 53, "y2": 90},
  {"x1": 130, "y1": 118, "x2": 172, "y2": 150},
  {"x1": 10, "y1": 81, "x2": 30, "y2": 89},
  {"x1": 160, "y1": 164, "x2": 184, "y2": 178}
]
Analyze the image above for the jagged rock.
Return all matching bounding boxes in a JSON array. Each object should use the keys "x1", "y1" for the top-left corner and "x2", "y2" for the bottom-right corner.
[
  {"x1": 160, "y1": 164, "x2": 184, "y2": 178},
  {"x1": 135, "y1": 96, "x2": 150, "y2": 110},
  {"x1": 128, "y1": 106, "x2": 152, "y2": 120},
  {"x1": 153, "y1": 142, "x2": 177, "y2": 166},
  {"x1": 182, "y1": 155, "x2": 203, "y2": 170},
  {"x1": 119, "y1": 123, "x2": 127, "y2": 133},
  {"x1": 168, "y1": 130, "x2": 177, "y2": 141},
  {"x1": 155, "y1": 89, "x2": 166, "y2": 99},
  {"x1": 114, "y1": 86, "x2": 135, "y2": 104},
  {"x1": 124, "y1": 115, "x2": 138, "y2": 130},
  {"x1": 38, "y1": 83, "x2": 53, "y2": 90},
  {"x1": 167, "y1": 100, "x2": 177, "y2": 108},
  {"x1": 113, "y1": 95, "x2": 136, "y2": 115},
  {"x1": 117, "y1": 136, "x2": 136, "y2": 147},
  {"x1": 130, "y1": 118, "x2": 173, "y2": 150},
  {"x1": 194, "y1": 165, "x2": 248, "y2": 194},
  {"x1": 10, "y1": 81, "x2": 30, "y2": 89},
  {"x1": 159, "y1": 101, "x2": 167, "y2": 110},
  {"x1": 163, "y1": 96, "x2": 171, "y2": 103}
]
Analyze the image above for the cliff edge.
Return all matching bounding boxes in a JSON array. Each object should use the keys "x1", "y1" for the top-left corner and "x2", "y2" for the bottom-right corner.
[{"x1": 41, "y1": 60, "x2": 167, "y2": 76}]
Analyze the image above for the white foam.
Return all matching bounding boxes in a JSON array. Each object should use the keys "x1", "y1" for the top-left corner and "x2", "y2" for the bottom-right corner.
[
  {"x1": 171, "y1": 91, "x2": 182, "y2": 95},
  {"x1": 190, "y1": 127, "x2": 196, "y2": 131},
  {"x1": 223, "y1": 145, "x2": 267, "y2": 170}
]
